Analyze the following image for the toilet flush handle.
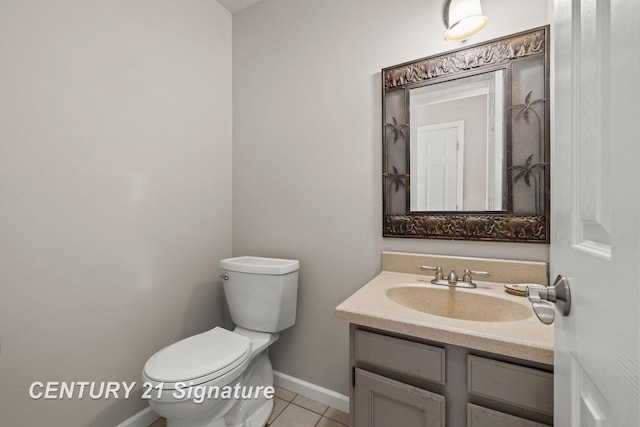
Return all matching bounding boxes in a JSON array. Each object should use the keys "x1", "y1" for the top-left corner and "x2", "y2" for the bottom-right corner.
[{"x1": 220, "y1": 273, "x2": 229, "y2": 280}]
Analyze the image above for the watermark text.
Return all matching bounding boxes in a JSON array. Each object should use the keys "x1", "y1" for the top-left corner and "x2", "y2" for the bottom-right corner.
[{"x1": 29, "y1": 381, "x2": 275, "y2": 404}]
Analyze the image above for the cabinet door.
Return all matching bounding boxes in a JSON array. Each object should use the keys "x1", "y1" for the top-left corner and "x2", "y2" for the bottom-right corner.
[{"x1": 355, "y1": 368, "x2": 445, "y2": 427}]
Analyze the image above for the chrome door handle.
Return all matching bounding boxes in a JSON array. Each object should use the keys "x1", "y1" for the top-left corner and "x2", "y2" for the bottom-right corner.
[{"x1": 527, "y1": 275, "x2": 571, "y2": 325}]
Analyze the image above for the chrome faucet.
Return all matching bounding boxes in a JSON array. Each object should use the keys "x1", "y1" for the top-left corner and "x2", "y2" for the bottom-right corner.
[
  {"x1": 419, "y1": 265, "x2": 490, "y2": 289},
  {"x1": 447, "y1": 268, "x2": 458, "y2": 285}
]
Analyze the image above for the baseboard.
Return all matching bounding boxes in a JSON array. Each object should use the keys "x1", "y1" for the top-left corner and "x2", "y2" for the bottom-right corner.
[
  {"x1": 115, "y1": 373, "x2": 350, "y2": 426},
  {"x1": 273, "y1": 370, "x2": 349, "y2": 413},
  {"x1": 115, "y1": 406, "x2": 160, "y2": 427}
]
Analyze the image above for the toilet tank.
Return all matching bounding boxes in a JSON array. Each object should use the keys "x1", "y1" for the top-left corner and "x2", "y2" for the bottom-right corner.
[{"x1": 220, "y1": 256, "x2": 300, "y2": 333}]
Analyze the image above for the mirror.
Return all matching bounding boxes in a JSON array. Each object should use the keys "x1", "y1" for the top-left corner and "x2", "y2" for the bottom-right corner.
[
  {"x1": 409, "y1": 70, "x2": 505, "y2": 212},
  {"x1": 382, "y1": 26, "x2": 550, "y2": 243}
]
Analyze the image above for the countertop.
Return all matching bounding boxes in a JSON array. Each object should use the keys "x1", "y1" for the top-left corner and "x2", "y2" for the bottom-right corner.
[{"x1": 336, "y1": 271, "x2": 554, "y2": 365}]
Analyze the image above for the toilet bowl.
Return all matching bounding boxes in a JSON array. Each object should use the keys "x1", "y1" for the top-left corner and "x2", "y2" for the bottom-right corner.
[{"x1": 142, "y1": 256, "x2": 299, "y2": 427}]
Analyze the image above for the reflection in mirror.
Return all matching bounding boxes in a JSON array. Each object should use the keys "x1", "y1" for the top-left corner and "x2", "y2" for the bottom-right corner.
[{"x1": 409, "y1": 70, "x2": 505, "y2": 212}]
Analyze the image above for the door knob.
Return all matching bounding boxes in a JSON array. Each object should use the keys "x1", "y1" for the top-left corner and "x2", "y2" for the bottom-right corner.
[{"x1": 527, "y1": 275, "x2": 571, "y2": 325}]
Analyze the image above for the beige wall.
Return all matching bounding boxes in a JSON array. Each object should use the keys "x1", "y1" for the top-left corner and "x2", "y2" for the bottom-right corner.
[
  {"x1": 232, "y1": 0, "x2": 550, "y2": 396},
  {"x1": 0, "y1": 1, "x2": 232, "y2": 425}
]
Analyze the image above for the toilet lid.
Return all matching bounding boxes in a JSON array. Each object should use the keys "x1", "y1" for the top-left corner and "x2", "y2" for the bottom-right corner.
[{"x1": 144, "y1": 327, "x2": 251, "y2": 384}]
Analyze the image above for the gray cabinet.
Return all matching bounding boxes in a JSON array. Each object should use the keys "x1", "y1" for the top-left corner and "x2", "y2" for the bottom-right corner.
[
  {"x1": 355, "y1": 368, "x2": 445, "y2": 427},
  {"x1": 467, "y1": 355, "x2": 553, "y2": 416},
  {"x1": 350, "y1": 325, "x2": 553, "y2": 427},
  {"x1": 467, "y1": 404, "x2": 550, "y2": 427},
  {"x1": 355, "y1": 329, "x2": 446, "y2": 385}
]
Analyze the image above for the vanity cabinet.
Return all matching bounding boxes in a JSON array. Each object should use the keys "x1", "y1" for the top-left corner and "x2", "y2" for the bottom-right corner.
[
  {"x1": 350, "y1": 326, "x2": 553, "y2": 427},
  {"x1": 353, "y1": 329, "x2": 446, "y2": 427}
]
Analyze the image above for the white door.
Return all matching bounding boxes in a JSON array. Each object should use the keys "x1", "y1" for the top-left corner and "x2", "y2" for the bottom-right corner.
[
  {"x1": 552, "y1": 0, "x2": 639, "y2": 426},
  {"x1": 412, "y1": 122, "x2": 463, "y2": 211}
]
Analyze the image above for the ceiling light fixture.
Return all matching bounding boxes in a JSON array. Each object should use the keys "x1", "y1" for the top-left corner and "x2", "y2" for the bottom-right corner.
[{"x1": 444, "y1": 0, "x2": 489, "y2": 41}]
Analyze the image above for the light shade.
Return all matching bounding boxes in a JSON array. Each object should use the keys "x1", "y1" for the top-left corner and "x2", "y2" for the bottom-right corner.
[{"x1": 444, "y1": 0, "x2": 489, "y2": 41}]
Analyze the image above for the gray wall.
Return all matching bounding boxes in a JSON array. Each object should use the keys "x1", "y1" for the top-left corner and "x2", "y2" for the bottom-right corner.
[
  {"x1": 0, "y1": 1, "x2": 232, "y2": 425},
  {"x1": 232, "y1": 0, "x2": 550, "y2": 396}
]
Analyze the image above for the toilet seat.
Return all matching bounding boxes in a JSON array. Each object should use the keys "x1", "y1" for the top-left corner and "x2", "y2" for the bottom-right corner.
[{"x1": 143, "y1": 327, "x2": 251, "y2": 388}]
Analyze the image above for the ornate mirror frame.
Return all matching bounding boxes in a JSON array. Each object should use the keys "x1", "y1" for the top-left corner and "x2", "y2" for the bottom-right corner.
[{"x1": 382, "y1": 26, "x2": 550, "y2": 243}]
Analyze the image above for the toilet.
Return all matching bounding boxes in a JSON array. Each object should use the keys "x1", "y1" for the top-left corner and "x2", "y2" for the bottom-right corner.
[{"x1": 142, "y1": 256, "x2": 300, "y2": 427}]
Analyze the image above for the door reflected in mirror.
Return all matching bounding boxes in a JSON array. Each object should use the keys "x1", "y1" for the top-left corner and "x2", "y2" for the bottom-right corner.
[{"x1": 409, "y1": 70, "x2": 506, "y2": 212}]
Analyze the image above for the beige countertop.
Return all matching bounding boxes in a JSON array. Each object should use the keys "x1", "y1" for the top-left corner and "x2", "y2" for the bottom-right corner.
[{"x1": 336, "y1": 271, "x2": 554, "y2": 365}]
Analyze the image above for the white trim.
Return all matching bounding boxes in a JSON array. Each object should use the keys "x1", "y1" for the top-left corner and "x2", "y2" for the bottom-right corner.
[
  {"x1": 114, "y1": 406, "x2": 160, "y2": 427},
  {"x1": 273, "y1": 370, "x2": 349, "y2": 413},
  {"x1": 487, "y1": 69, "x2": 504, "y2": 211}
]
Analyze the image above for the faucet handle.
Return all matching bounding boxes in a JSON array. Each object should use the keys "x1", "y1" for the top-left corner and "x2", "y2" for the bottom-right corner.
[
  {"x1": 462, "y1": 269, "x2": 491, "y2": 282},
  {"x1": 420, "y1": 265, "x2": 443, "y2": 280}
]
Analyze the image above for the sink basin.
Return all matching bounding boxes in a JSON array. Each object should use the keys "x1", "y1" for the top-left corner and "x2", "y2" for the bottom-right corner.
[{"x1": 386, "y1": 286, "x2": 533, "y2": 322}]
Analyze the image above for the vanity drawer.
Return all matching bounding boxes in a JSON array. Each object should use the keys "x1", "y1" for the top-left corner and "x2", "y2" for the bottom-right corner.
[
  {"x1": 355, "y1": 330, "x2": 445, "y2": 384},
  {"x1": 467, "y1": 355, "x2": 553, "y2": 415},
  {"x1": 467, "y1": 404, "x2": 551, "y2": 427}
]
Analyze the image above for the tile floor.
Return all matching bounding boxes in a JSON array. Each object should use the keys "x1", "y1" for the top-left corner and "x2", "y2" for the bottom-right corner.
[{"x1": 147, "y1": 386, "x2": 348, "y2": 427}]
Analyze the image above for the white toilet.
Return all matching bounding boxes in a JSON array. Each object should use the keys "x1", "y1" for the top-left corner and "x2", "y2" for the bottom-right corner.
[{"x1": 142, "y1": 256, "x2": 300, "y2": 427}]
